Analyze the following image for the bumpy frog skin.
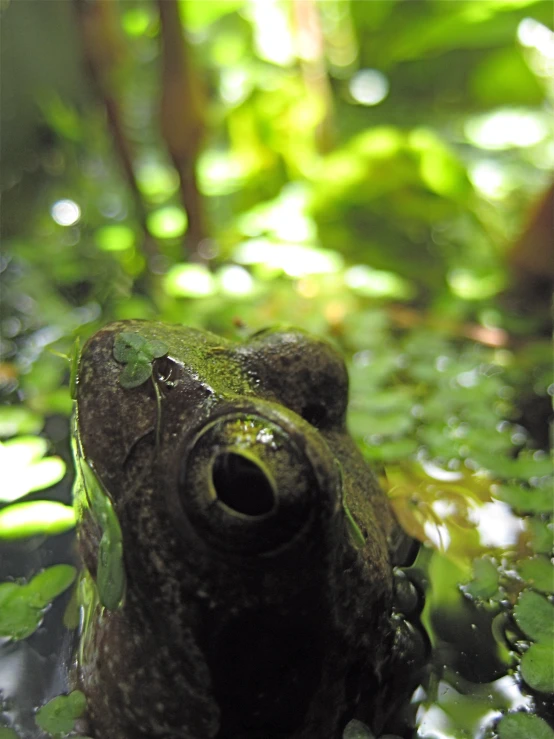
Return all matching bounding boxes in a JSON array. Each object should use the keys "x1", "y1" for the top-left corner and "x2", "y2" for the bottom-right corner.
[{"x1": 72, "y1": 320, "x2": 407, "y2": 739}]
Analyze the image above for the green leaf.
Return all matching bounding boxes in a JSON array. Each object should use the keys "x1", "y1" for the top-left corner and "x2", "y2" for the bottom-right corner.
[
  {"x1": 514, "y1": 590, "x2": 554, "y2": 643},
  {"x1": 463, "y1": 557, "x2": 499, "y2": 600},
  {"x1": 527, "y1": 518, "x2": 554, "y2": 555},
  {"x1": 117, "y1": 332, "x2": 147, "y2": 351},
  {"x1": 0, "y1": 729, "x2": 21, "y2": 739},
  {"x1": 113, "y1": 343, "x2": 138, "y2": 364},
  {"x1": 520, "y1": 642, "x2": 554, "y2": 693},
  {"x1": 0, "y1": 566, "x2": 75, "y2": 640},
  {"x1": 516, "y1": 557, "x2": 554, "y2": 594},
  {"x1": 97, "y1": 530, "x2": 125, "y2": 611},
  {"x1": 0, "y1": 407, "x2": 43, "y2": 439},
  {"x1": 343, "y1": 719, "x2": 375, "y2": 738},
  {"x1": 498, "y1": 712, "x2": 554, "y2": 739},
  {"x1": 0, "y1": 435, "x2": 66, "y2": 504},
  {"x1": 35, "y1": 690, "x2": 87, "y2": 737},
  {"x1": 0, "y1": 501, "x2": 75, "y2": 540},
  {"x1": 26, "y1": 565, "x2": 77, "y2": 608},
  {"x1": 142, "y1": 339, "x2": 168, "y2": 360},
  {"x1": 119, "y1": 360, "x2": 152, "y2": 389},
  {"x1": 0, "y1": 584, "x2": 41, "y2": 640},
  {"x1": 79, "y1": 460, "x2": 126, "y2": 611},
  {"x1": 493, "y1": 484, "x2": 553, "y2": 515}
]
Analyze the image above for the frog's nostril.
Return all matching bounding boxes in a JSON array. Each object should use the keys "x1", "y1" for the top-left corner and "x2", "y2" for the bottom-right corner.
[{"x1": 212, "y1": 452, "x2": 275, "y2": 517}]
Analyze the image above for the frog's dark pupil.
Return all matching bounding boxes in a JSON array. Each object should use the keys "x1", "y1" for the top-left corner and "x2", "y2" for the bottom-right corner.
[{"x1": 212, "y1": 452, "x2": 275, "y2": 517}]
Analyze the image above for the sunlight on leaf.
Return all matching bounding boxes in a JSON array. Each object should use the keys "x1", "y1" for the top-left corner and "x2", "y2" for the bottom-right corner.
[
  {"x1": 146, "y1": 206, "x2": 187, "y2": 238},
  {"x1": 234, "y1": 239, "x2": 342, "y2": 277},
  {"x1": 164, "y1": 264, "x2": 216, "y2": 297},
  {"x1": 0, "y1": 407, "x2": 43, "y2": 439},
  {"x1": 136, "y1": 161, "x2": 180, "y2": 201},
  {"x1": 0, "y1": 436, "x2": 66, "y2": 504},
  {"x1": 0, "y1": 501, "x2": 75, "y2": 540},
  {"x1": 344, "y1": 265, "x2": 415, "y2": 299},
  {"x1": 95, "y1": 225, "x2": 135, "y2": 252}
]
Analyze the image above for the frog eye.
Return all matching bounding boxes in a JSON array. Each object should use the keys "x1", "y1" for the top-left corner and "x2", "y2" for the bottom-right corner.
[
  {"x1": 178, "y1": 413, "x2": 319, "y2": 555},
  {"x1": 211, "y1": 452, "x2": 276, "y2": 517}
]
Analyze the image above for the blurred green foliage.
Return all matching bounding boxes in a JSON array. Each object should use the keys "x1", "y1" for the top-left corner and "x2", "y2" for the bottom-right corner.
[{"x1": 0, "y1": 1, "x2": 552, "y2": 737}]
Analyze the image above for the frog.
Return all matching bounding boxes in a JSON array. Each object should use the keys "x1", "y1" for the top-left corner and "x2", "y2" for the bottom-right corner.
[{"x1": 71, "y1": 320, "x2": 425, "y2": 739}]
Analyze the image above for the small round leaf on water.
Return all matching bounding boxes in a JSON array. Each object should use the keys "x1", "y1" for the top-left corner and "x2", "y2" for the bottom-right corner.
[
  {"x1": 463, "y1": 556, "x2": 499, "y2": 600},
  {"x1": 514, "y1": 590, "x2": 554, "y2": 643},
  {"x1": 0, "y1": 566, "x2": 76, "y2": 640},
  {"x1": 516, "y1": 556, "x2": 554, "y2": 594},
  {"x1": 25, "y1": 565, "x2": 77, "y2": 608},
  {"x1": 343, "y1": 719, "x2": 375, "y2": 739},
  {"x1": 0, "y1": 729, "x2": 21, "y2": 739},
  {"x1": 498, "y1": 712, "x2": 554, "y2": 739},
  {"x1": 0, "y1": 584, "x2": 42, "y2": 640},
  {"x1": 520, "y1": 643, "x2": 554, "y2": 693},
  {"x1": 35, "y1": 690, "x2": 87, "y2": 736}
]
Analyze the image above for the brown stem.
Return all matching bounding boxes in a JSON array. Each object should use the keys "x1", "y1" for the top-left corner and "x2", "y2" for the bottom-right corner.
[
  {"x1": 73, "y1": 0, "x2": 158, "y2": 261},
  {"x1": 157, "y1": 0, "x2": 208, "y2": 256},
  {"x1": 291, "y1": 0, "x2": 335, "y2": 154}
]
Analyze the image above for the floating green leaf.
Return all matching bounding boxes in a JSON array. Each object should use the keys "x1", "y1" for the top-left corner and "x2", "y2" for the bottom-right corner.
[
  {"x1": 0, "y1": 407, "x2": 43, "y2": 439},
  {"x1": 493, "y1": 484, "x2": 553, "y2": 515},
  {"x1": 342, "y1": 719, "x2": 375, "y2": 738},
  {"x1": 0, "y1": 435, "x2": 66, "y2": 504},
  {"x1": 35, "y1": 690, "x2": 86, "y2": 737},
  {"x1": 0, "y1": 565, "x2": 76, "y2": 640},
  {"x1": 520, "y1": 643, "x2": 554, "y2": 694},
  {"x1": 498, "y1": 712, "x2": 554, "y2": 739},
  {"x1": 25, "y1": 565, "x2": 77, "y2": 607},
  {"x1": 463, "y1": 557, "x2": 499, "y2": 600},
  {"x1": 516, "y1": 557, "x2": 554, "y2": 594},
  {"x1": 514, "y1": 590, "x2": 554, "y2": 643},
  {"x1": 0, "y1": 501, "x2": 75, "y2": 540},
  {"x1": 527, "y1": 518, "x2": 554, "y2": 555},
  {"x1": 0, "y1": 729, "x2": 21, "y2": 739}
]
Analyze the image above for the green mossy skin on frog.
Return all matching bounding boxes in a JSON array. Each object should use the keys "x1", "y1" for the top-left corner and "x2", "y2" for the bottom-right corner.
[{"x1": 72, "y1": 320, "x2": 405, "y2": 739}]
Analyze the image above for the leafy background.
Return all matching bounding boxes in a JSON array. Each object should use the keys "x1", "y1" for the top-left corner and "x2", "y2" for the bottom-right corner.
[{"x1": 0, "y1": 1, "x2": 552, "y2": 738}]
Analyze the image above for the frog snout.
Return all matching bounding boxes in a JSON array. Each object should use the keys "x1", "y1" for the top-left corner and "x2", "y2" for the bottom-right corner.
[{"x1": 177, "y1": 407, "x2": 336, "y2": 555}]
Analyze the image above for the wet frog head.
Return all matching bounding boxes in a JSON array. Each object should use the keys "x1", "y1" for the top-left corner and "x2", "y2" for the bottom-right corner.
[{"x1": 72, "y1": 320, "x2": 419, "y2": 739}]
